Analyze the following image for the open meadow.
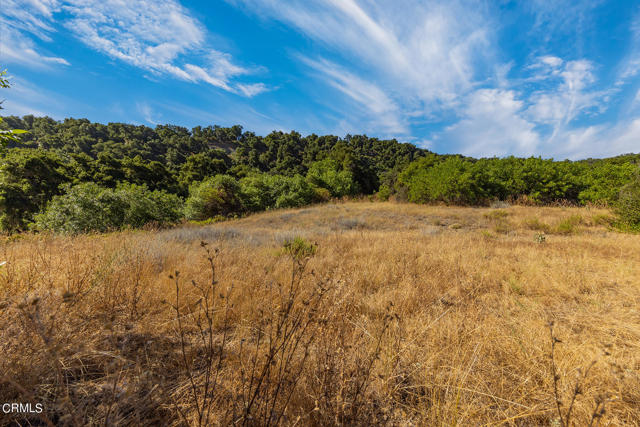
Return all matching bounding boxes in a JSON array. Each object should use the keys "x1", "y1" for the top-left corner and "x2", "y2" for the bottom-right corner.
[{"x1": 1, "y1": 201, "x2": 639, "y2": 426}]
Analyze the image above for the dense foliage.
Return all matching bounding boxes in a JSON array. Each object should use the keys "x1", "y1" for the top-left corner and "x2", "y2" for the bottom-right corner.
[
  {"x1": 1, "y1": 114, "x2": 640, "y2": 233},
  {"x1": 397, "y1": 155, "x2": 639, "y2": 206},
  {"x1": 35, "y1": 182, "x2": 182, "y2": 233},
  {"x1": 616, "y1": 172, "x2": 640, "y2": 230}
]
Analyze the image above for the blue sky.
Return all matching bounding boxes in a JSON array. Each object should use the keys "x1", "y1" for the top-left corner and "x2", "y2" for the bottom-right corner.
[{"x1": 1, "y1": 0, "x2": 640, "y2": 159}]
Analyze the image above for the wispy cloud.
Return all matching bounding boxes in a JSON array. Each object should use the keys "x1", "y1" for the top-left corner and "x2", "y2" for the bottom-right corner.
[
  {"x1": 300, "y1": 57, "x2": 406, "y2": 135},
  {"x1": 0, "y1": 25, "x2": 70, "y2": 68},
  {"x1": 441, "y1": 89, "x2": 540, "y2": 157},
  {"x1": 0, "y1": 0, "x2": 69, "y2": 68},
  {"x1": 231, "y1": 0, "x2": 492, "y2": 108},
  {"x1": 227, "y1": 0, "x2": 640, "y2": 157},
  {"x1": 552, "y1": 117, "x2": 640, "y2": 159},
  {"x1": 230, "y1": 0, "x2": 494, "y2": 140},
  {"x1": 0, "y1": 76, "x2": 69, "y2": 118},
  {"x1": 526, "y1": 58, "x2": 611, "y2": 141},
  {"x1": 1, "y1": 0, "x2": 268, "y2": 97},
  {"x1": 137, "y1": 102, "x2": 160, "y2": 125},
  {"x1": 616, "y1": 8, "x2": 640, "y2": 85},
  {"x1": 60, "y1": 0, "x2": 266, "y2": 96}
]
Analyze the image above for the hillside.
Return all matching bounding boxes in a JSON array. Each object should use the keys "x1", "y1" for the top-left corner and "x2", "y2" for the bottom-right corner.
[
  {"x1": 1, "y1": 202, "x2": 638, "y2": 425},
  {"x1": 2, "y1": 115, "x2": 640, "y2": 234}
]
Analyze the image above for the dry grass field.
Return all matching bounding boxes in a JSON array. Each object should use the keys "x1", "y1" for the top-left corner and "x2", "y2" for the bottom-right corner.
[{"x1": 1, "y1": 201, "x2": 638, "y2": 426}]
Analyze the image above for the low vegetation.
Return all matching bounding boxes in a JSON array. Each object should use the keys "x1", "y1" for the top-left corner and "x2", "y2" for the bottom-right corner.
[
  {"x1": 1, "y1": 202, "x2": 638, "y2": 425},
  {"x1": 2, "y1": 116, "x2": 640, "y2": 234}
]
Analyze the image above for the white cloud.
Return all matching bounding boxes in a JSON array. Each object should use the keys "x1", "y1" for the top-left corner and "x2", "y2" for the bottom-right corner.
[
  {"x1": 617, "y1": 10, "x2": 640, "y2": 85},
  {"x1": 300, "y1": 57, "x2": 407, "y2": 135},
  {"x1": 0, "y1": 76, "x2": 69, "y2": 118},
  {"x1": 526, "y1": 59, "x2": 611, "y2": 144},
  {"x1": 0, "y1": 0, "x2": 59, "y2": 40},
  {"x1": 230, "y1": 0, "x2": 492, "y2": 109},
  {"x1": 1, "y1": 0, "x2": 268, "y2": 96},
  {"x1": 552, "y1": 118, "x2": 640, "y2": 159},
  {"x1": 230, "y1": 0, "x2": 636, "y2": 157},
  {"x1": 60, "y1": 0, "x2": 263, "y2": 95},
  {"x1": 525, "y1": 0, "x2": 603, "y2": 41},
  {"x1": 540, "y1": 55, "x2": 563, "y2": 68},
  {"x1": 236, "y1": 83, "x2": 269, "y2": 97},
  {"x1": 137, "y1": 102, "x2": 160, "y2": 125},
  {"x1": 441, "y1": 89, "x2": 540, "y2": 157},
  {"x1": 0, "y1": 0, "x2": 69, "y2": 68},
  {"x1": 0, "y1": 25, "x2": 70, "y2": 68}
]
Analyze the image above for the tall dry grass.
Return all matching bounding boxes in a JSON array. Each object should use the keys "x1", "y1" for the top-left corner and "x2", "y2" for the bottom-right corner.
[{"x1": 0, "y1": 202, "x2": 638, "y2": 425}]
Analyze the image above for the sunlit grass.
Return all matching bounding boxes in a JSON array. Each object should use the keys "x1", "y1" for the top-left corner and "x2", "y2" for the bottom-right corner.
[{"x1": 0, "y1": 201, "x2": 638, "y2": 425}]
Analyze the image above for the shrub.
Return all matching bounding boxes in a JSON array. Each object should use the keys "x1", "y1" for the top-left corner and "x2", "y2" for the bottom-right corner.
[
  {"x1": 306, "y1": 159, "x2": 359, "y2": 198},
  {"x1": 35, "y1": 183, "x2": 127, "y2": 233},
  {"x1": 398, "y1": 156, "x2": 487, "y2": 205},
  {"x1": 523, "y1": 217, "x2": 552, "y2": 233},
  {"x1": 117, "y1": 183, "x2": 183, "y2": 228},
  {"x1": 616, "y1": 175, "x2": 640, "y2": 229},
  {"x1": 239, "y1": 173, "x2": 316, "y2": 211},
  {"x1": 272, "y1": 175, "x2": 316, "y2": 209},
  {"x1": 281, "y1": 237, "x2": 317, "y2": 261},
  {"x1": 554, "y1": 215, "x2": 583, "y2": 235},
  {"x1": 376, "y1": 184, "x2": 392, "y2": 201},
  {"x1": 184, "y1": 175, "x2": 244, "y2": 220},
  {"x1": 34, "y1": 183, "x2": 183, "y2": 233}
]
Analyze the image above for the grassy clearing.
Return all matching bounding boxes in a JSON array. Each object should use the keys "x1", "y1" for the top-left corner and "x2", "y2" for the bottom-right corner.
[{"x1": 0, "y1": 202, "x2": 638, "y2": 425}]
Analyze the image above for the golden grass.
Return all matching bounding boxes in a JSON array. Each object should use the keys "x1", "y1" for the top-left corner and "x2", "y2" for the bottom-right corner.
[{"x1": 0, "y1": 201, "x2": 638, "y2": 425}]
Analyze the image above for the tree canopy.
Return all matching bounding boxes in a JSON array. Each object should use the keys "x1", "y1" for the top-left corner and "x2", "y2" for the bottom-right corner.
[{"x1": 1, "y1": 114, "x2": 639, "y2": 233}]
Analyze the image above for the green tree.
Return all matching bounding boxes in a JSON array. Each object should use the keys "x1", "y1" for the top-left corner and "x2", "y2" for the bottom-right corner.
[
  {"x1": 398, "y1": 156, "x2": 487, "y2": 205},
  {"x1": 615, "y1": 170, "x2": 640, "y2": 229},
  {"x1": 0, "y1": 70, "x2": 27, "y2": 148},
  {"x1": 178, "y1": 150, "x2": 231, "y2": 189},
  {"x1": 35, "y1": 182, "x2": 183, "y2": 233},
  {"x1": 184, "y1": 175, "x2": 244, "y2": 220},
  {"x1": 0, "y1": 148, "x2": 71, "y2": 231},
  {"x1": 306, "y1": 158, "x2": 359, "y2": 198}
]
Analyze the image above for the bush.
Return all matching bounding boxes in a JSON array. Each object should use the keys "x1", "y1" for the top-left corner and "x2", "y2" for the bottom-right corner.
[
  {"x1": 117, "y1": 182, "x2": 183, "y2": 228},
  {"x1": 0, "y1": 148, "x2": 71, "y2": 231},
  {"x1": 523, "y1": 217, "x2": 551, "y2": 233},
  {"x1": 239, "y1": 173, "x2": 316, "y2": 211},
  {"x1": 554, "y1": 215, "x2": 583, "y2": 235},
  {"x1": 376, "y1": 184, "x2": 392, "y2": 201},
  {"x1": 398, "y1": 156, "x2": 487, "y2": 205},
  {"x1": 306, "y1": 159, "x2": 359, "y2": 198},
  {"x1": 616, "y1": 175, "x2": 640, "y2": 229},
  {"x1": 272, "y1": 175, "x2": 317, "y2": 208},
  {"x1": 184, "y1": 175, "x2": 244, "y2": 220},
  {"x1": 34, "y1": 182, "x2": 183, "y2": 233}
]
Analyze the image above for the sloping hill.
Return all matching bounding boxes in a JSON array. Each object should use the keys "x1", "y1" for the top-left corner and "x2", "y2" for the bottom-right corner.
[{"x1": 1, "y1": 202, "x2": 638, "y2": 425}]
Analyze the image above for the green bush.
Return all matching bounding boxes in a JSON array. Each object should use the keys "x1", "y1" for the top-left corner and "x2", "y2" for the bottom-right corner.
[
  {"x1": 306, "y1": 159, "x2": 359, "y2": 198},
  {"x1": 34, "y1": 182, "x2": 182, "y2": 233},
  {"x1": 239, "y1": 173, "x2": 316, "y2": 211},
  {"x1": 522, "y1": 217, "x2": 551, "y2": 233},
  {"x1": 616, "y1": 175, "x2": 640, "y2": 229},
  {"x1": 184, "y1": 175, "x2": 244, "y2": 220},
  {"x1": 281, "y1": 237, "x2": 317, "y2": 261},
  {"x1": 0, "y1": 148, "x2": 71, "y2": 231},
  {"x1": 398, "y1": 156, "x2": 487, "y2": 205},
  {"x1": 376, "y1": 184, "x2": 392, "y2": 201},
  {"x1": 116, "y1": 182, "x2": 183, "y2": 227},
  {"x1": 554, "y1": 215, "x2": 583, "y2": 235}
]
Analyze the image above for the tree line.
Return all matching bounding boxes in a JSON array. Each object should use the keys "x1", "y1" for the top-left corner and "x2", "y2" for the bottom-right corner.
[{"x1": 1, "y1": 115, "x2": 640, "y2": 233}]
